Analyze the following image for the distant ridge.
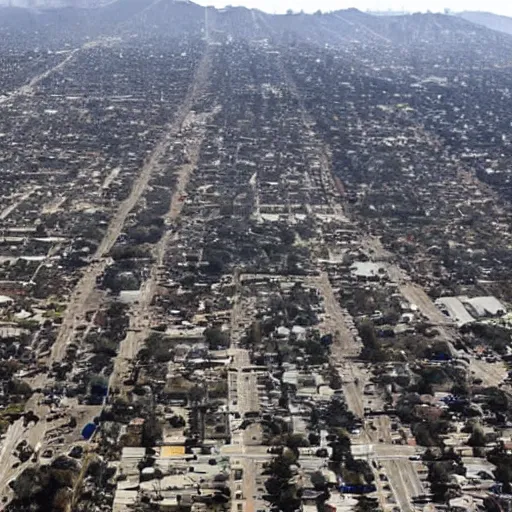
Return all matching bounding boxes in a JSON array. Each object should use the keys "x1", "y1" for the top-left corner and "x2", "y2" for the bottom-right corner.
[
  {"x1": 366, "y1": 10, "x2": 411, "y2": 16},
  {"x1": 457, "y1": 11, "x2": 512, "y2": 36},
  {"x1": 2, "y1": 0, "x2": 512, "y2": 53}
]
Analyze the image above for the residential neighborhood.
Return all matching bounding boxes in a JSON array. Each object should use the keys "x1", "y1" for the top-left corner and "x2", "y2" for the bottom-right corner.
[{"x1": 2, "y1": 2, "x2": 512, "y2": 512}]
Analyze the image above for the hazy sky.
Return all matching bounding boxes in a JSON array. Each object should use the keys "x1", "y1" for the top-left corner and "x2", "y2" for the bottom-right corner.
[{"x1": 196, "y1": 0, "x2": 512, "y2": 16}]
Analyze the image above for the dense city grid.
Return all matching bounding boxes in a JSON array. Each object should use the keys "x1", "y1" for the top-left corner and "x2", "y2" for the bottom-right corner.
[{"x1": 1, "y1": 3, "x2": 512, "y2": 512}]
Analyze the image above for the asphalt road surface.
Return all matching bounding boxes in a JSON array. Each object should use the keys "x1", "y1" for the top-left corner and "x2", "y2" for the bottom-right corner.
[{"x1": 382, "y1": 459, "x2": 425, "y2": 512}]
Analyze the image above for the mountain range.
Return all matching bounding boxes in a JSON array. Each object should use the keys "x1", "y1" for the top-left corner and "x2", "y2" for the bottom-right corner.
[
  {"x1": 1, "y1": 0, "x2": 512, "y2": 57},
  {"x1": 457, "y1": 11, "x2": 512, "y2": 36}
]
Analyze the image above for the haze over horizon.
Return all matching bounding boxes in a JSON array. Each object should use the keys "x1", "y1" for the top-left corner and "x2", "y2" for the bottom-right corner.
[{"x1": 195, "y1": 0, "x2": 512, "y2": 17}]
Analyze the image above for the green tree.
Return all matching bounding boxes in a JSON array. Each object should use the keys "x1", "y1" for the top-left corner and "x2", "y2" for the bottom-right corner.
[
  {"x1": 488, "y1": 448, "x2": 512, "y2": 492},
  {"x1": 286, "y1": 433, "x2": 310, "y2": 451},
  {"x1": 7, "y1": 379, "x2": 32, "y2": 397},
  {"x1": 358, "y1": 320, "x2": 384, "y2": 361},
  {"x1": 189, "y1": 385, "x2": 206, "y2": 404},
  {"x1": 247, "y1": 321, "x2": 262, "y2": 346},
  {"x1": 311, "y1": 471, "x2": 328, "y2": 490},
  {"x1": 355, "y1": 496, "x2": 380, "y2": 512},
  {"x1": 142, "y1": 412, "x2": 163, "y2": 447},
  {"x1": 468, "y1": 423, "x2": 486, "y2": 447},
  {"x1": 485, "y1": 387, "x2": 509, "y2": 414},
  {"x1": 204, "y1": 326, "x2": 229, "y2": 350}
]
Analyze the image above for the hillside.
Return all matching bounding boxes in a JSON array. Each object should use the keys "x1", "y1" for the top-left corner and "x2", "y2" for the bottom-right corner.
[
  {"x1": 1, "y1": 0, "x2": 512, "y2": 50},
  {"x1": 458, "y1": 10, "x2": 512, "y2": 36}
]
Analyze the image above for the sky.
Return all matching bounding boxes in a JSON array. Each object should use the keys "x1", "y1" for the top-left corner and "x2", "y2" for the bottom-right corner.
[{"x1": 195, "y1": 0, "x2": 512, "y2": 17}]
